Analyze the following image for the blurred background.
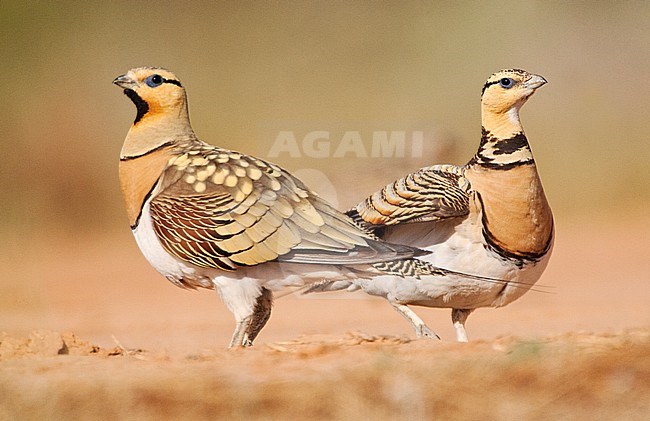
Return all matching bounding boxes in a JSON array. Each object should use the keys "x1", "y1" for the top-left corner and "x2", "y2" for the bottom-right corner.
[{"x1": 1, "y1": 1, "x2": 648, "y2": 348}]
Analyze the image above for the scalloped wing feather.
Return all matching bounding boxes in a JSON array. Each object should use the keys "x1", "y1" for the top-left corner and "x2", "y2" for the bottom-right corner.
[
  {"x1": 149, "y1": 146, "x2": 423, "y2": 270},
  {"x1": 353, "y1": 164, "x2": 471, "y2": 227}
]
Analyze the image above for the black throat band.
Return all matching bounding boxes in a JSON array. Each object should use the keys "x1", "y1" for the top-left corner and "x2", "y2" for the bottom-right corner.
[{"x1": 123, "y1": 89, "x2": 149, "y2": 124}]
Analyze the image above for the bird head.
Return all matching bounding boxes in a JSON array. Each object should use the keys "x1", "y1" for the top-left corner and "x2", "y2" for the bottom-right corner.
[
  {"x1": 481, "y1": 69, "x2": 547, "y2": 115},
  {"x1": 113, "y1": 67, "x2": 187, "y2": 126}
]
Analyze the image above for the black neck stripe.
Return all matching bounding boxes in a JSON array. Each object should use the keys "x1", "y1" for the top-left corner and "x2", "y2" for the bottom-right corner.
[
  {"x1": 469, "y1": 129, "x2": 533, "y2": 169},
  {"x1": 120, "y1": 141, "x2": 175, "y2": 161},
  {"x1": 473, "y1": 159, "x2": 534, "y2": 170},
  {"x1": 491, "y1": 132, "x2": 530, "y2": 155}
]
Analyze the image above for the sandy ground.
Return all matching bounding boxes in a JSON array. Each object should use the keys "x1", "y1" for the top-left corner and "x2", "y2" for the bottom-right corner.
[{"x1": 1, "y1": 215, "x2": 649, "y2": 419}]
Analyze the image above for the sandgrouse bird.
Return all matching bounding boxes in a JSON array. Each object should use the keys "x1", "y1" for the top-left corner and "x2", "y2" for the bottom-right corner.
[
  {"x1": 112, "y1": 67, "x2": 490, "y2": 348},
  {"x1": 308, "y1": 69, "x2": 554, "y2": 342}
]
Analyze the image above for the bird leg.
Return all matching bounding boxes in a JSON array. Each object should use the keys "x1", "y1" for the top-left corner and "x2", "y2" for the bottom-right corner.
[
  {"x1": 228, "y1": 317, "x2": 251, "y2": 349},
  {"x1": 390, "y1": 302, "x2": 440, "y2": 340},
  {"x1": 243, "y1": 287, "x2": 273, "y2": 346},
  {"x1": 451, "y1": 308, "x2": 474, "y2": 342},
  {"x1": 228, "y1": 287, "x2": 273, "y2": 348}
]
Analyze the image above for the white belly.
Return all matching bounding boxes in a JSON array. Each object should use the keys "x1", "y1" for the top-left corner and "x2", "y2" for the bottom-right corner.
[{"x1": 357, "y1": 215, "x2": 552, "y2": 309}]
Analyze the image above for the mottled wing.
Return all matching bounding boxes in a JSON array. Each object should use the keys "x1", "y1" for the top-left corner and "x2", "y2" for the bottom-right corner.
[
  {"x1": 352, "y1": 164, "x2": 470, "y2": 227},
  {"x1": 149, "y1": 147, "x2": 421, "y2": 271}
]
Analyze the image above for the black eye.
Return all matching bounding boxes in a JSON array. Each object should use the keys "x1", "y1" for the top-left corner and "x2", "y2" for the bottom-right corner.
[
  {"x1": 146, "y1": 74, "x2": 164, "y2": 88},
  {"x1": 499, "y1": 78, "x2": 514, "y2": 88}
]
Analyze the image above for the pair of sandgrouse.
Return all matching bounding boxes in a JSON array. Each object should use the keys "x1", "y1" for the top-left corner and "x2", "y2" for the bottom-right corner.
[{"x1": 114, "y1": 67, "x2": 553, "y2": 348}]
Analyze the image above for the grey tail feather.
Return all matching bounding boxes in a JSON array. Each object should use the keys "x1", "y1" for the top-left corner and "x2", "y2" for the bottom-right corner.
[
  {"x1": 425, "y1": 266, "x2": 553, "y2": 292},
  {"x1": 379, "y1": 259, "x2": 554, "y2": 293},
  {"x1": 301, "y1": 260, "x2": 554, "y2": 295},
  {"x1": 344, "y1": 207, "x2": 428, "y2": 259},
  {"x1": 368, "y1": 237, "x2": 431, "y2": 260},
  {"x1": 301, "y1": 280, "x2": 353, "y2": 294}
]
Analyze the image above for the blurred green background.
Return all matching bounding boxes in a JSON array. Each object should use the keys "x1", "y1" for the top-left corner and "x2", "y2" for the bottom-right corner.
[{"x1": 1, "y1": 0, "x2": 649, "y2": 241}]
